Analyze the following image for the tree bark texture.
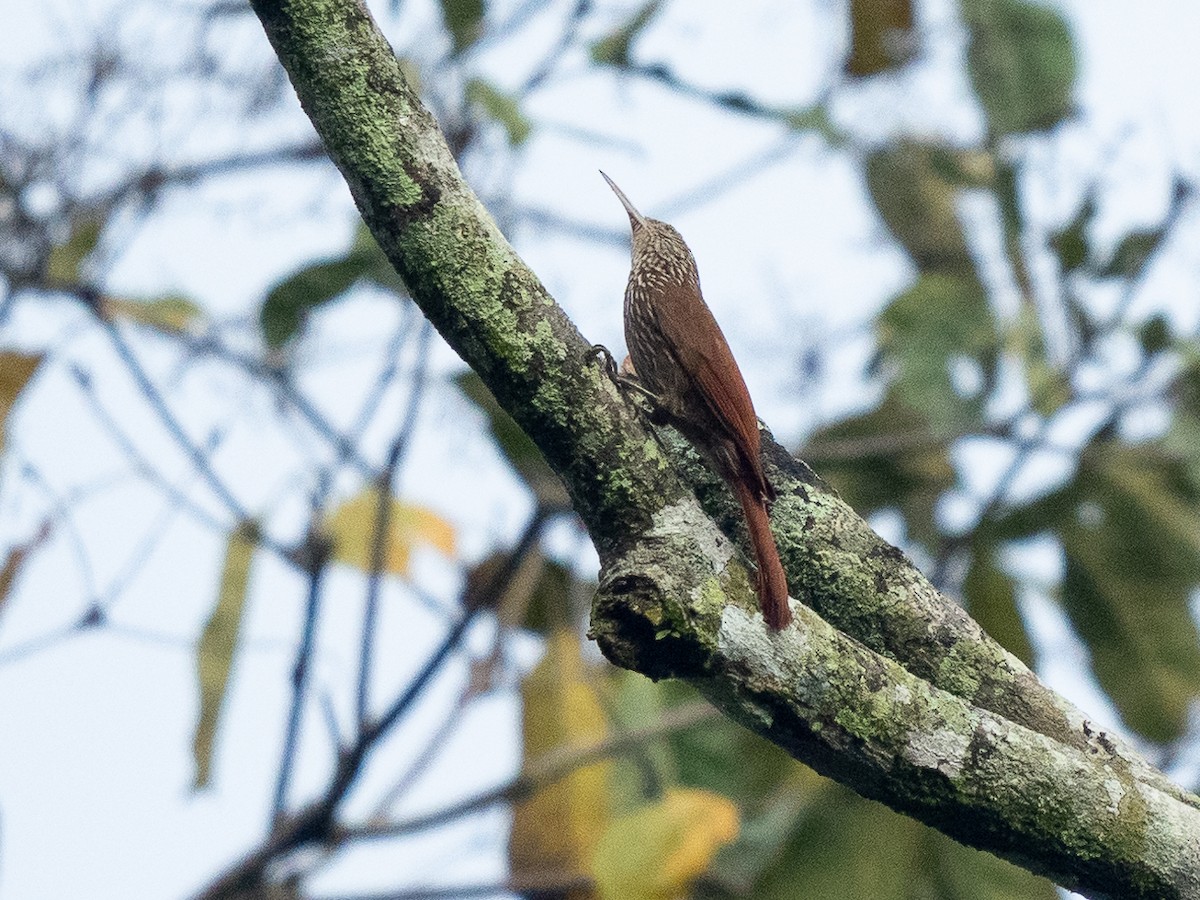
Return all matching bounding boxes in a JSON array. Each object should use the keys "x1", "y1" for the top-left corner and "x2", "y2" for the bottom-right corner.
[{"x1": 249, "y1": 0, "x2": 1200, "y2": 895}]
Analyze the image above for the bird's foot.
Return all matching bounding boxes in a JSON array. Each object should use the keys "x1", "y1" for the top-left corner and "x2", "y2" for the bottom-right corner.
[
  {"x1": 588, "y1": 344, "x2": 669, "y2": 425},
  {"x1": 588, "y1": 343, "x2": 619, "y2": 379}
]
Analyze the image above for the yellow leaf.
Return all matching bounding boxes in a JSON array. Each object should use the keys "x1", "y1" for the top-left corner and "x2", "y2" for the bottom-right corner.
[
  {"x1": 325, "y1": 488, "x2": 455, "y2": 577},
  {"x1": 103, "y1": 294, "x2": 204, "y2": 334},
  {"x1": 45, "y1": 218, "x2": 102, "y2": 284},
  {"x1": 193, "y1": 521, "x2": 257, "y2": 789},
  {"x1": 510, "y1": 628, "x2": 612, "y2": 891},
  {"x1": 590, "y1": 788, "x2": 740, "y2": 900},
  {"x1": 846, "y1": 0, "x2": 915, "y2": 77},
  {"x1": 0, "y1": 521, "x2": 51, "y2": 628},
  {"x1": 0, "y1": 351, "x2": 43, "y2": 452}
]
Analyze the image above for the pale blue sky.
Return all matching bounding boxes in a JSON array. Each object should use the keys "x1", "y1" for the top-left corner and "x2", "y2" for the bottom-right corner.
[{"x1": 0, "y1": 1, "x2": 1198, "y2": 897}]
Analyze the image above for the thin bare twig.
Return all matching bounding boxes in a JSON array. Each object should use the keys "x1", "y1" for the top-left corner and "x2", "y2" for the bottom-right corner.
[
  {"x1": 357, "y1": 320, "x2": 434, "y2": 727},
  {"x1": 77, "y1": 289, "x2": 254, "y2": 526},
  {"x1": 345, "y1": 314, "x2": 415, "y2": 449},
  {"x1": 365, "y1": 682, "x2": 472, "y2": 825},
  {"x1": 338, "y1": 699, "x2": 716, "y2": 845},
  {"x1": 130, "y1": 322, "x2": 381, "y2": 481},
  {"x1": 312, "y1": 874, "x2": 594, "y2": 900},
  {"x1": 518, "y1": 0, "x2": 591, "y2": 95},
  {"x1": 271, "y1": 521, "x2": 333, "y2": 826},
  {"x1": 194, "y1": 510, "x2": 551, "y2": 900}
]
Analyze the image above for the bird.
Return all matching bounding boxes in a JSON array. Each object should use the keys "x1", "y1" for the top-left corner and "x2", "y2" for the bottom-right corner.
[{"x1": 600, "y1": 172, "x2": 792, "y2": 630}]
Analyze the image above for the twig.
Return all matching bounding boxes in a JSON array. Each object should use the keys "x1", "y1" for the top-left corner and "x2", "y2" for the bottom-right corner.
[
  {"x1": 511, "y1": 205, "x2": 628, "y2": 246},
  {"x1": 119, "y1": 320, "x2": 381, "y2": 481},
  {"x1": 72, "y1": 362, "x2": 296, "y2": 561},
  {"x1": 345, "y1": 314, "x2": 414, "y2": 448},
  {"x1": 356, "y1": 321, "x2": 433, "y2": 727},
  {"x1": 518, "y1": 0, "x2": 591, "y2": 95},
  {"x1": 623, "y1": 62, "x2": 842, "y2": 142},
  {"x1": 18, "y1": 459, "x2": 97, "y2": 603},
  {"x1": 365, "y1": 683, "x2": 472, "y2": 824},
  {"x1": 271, "y1": 522, "x2": 333, "y2": 826},
  {"x1": 658, "y1": 134, "x2": 805, "y2": 220},
  {"x1": 929, "y1": 352, "x2": 1159, "y2": 590},
  {"x1": 338, "y1": 699, "x2": 716, "y2": 844},
  {"x1": 193, "y1": 509, "x2": 551, "y2": 900},
  {"x1": 0, "y1": 623, "x2": 78, "y2": 666},
  {"x1": 77, "y1": 288, "x2": 254, "y2": 526},
  {"x1": 270, "y1": 365, "x2": 380, "y2": 480},
  {"x1": 297, "y1": 680, "x2": 476, "y2": 885},
  {"x1": 71, "y1": 363, "x2": 227, "y2": 534},
  {"x1": 312, "y1": 874, "x2": 594, "y2": 900},
  {"x1": 1102, "y1": 179, "x2": 1191, "y2": 331},
  {"x1": 93, "y1": 486, "x2": 184, "y2": 612},
  {"x1": 320, "y1": 689, "x2": 344, "y2": 749},
  {"x1": 96, "y1": 142, "x2": 327, "y2": 212}
]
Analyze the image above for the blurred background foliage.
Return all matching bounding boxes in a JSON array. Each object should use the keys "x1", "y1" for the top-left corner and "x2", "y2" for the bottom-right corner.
[{"x1": 2, "y1": 0, "x2": 1199, "y2": 897}]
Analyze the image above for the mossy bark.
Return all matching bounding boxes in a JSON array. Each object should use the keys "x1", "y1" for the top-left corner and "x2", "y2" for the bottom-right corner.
[{"x1": 251, "y1": 0, "x2": 1200, "y2": 896}]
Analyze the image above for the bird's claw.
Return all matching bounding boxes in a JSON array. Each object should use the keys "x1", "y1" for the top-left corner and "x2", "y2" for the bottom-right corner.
[
  {"x1": 589, "y1": 344, "x2": 668, "y2": 424},
  {"x1": 589, "y1": 343, "x2": 619, "y2": 379}
]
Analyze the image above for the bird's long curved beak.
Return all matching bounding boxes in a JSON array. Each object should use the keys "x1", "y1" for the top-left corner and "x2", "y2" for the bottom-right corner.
[{"x1": 599, "y1": 171, "x2": 646, "y2": 232}]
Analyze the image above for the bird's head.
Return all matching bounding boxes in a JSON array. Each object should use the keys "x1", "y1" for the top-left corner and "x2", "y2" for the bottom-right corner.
[{"x1": 600, "y1": 171, "x2": 697, "y2": 285}]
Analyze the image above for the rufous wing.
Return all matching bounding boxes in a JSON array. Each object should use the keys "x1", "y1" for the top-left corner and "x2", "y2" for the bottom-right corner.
[{"x1": 654, "y1": 281, "x2": 770, "y2": 496}]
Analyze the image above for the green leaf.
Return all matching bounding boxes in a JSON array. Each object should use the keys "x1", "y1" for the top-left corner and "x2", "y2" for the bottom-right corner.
[
  {"x1": 964, "y1": 0, "x2": 1077, "y2": 135},
  {"x1": 258, "y1": 225, "x2": 405, "y2": 350},
  {"x1": 705, "y1": 766, "x2": 827, "y2": 896},
  {"x1": 604, "y1": 669, "x2": 680, "y2": 810},
  {"x1": 1002, "y1": 305, "x2": 1069, "y2": 416},
  {"x1": 746, "y1": 782, "x2": 1057, "y2": 900},
  {"x1": 599, "y1": 677, "x2": 802, "y2": 891},
  {"x1": 1048, "y1": 195, "x2": 1095, "y2": 273},
  {"x1": 590, "y1": 0, "x2": 663, "y2": 66},
  {"x1": 865, "y1": 142, "x2": 974, "y2": 272},
  {"x1": 879, "y1": 272, "x2": 997, "y2": 436},
  {"x1": 1099, "y1": 228, "x2": 1166, "y2": 279},
  {"x1": 992, "y1": 436, "x2": 1200, "y2": 742},
  {"x1": 259, "y1": 226, "x2": 398, "y2": 350},
  {"x1": 805, "y1": 394, "x2": 954, "y2": 548},
  {"x1": 962, "y1": 536, "x2": 1035, "y2": 667},
  {"x1": 927, "y1": 146, "x2": 996, "y2": 188},
  {"x1": 455, "y1": 370, "x2": 571, "y2": 510},
  {"x1": 259, "y1": 251, "x2": 370, "y2": 349},
  {"x1": 463, "y1": 548, "x2": 593, "y2": 632},
  {"x1": 440, "y1": 0, "x2": 485, "y2": 54},
  {"x1": 1138, "y1": 314, "x2": 1171, "y2": 357},
  {"x1": 465, "y1": 78, "x2": 532, "y2": 146},
  {"x1": 656, "y1": 681, "x2": 798, "y2": 808},
  {"x1": 45, "y1": 217, "x2": 102, "y2": 284},
  {"x1": 1056, "y1": 444, "x2": 1200, "y2": 742},
  {"x1": 590, "y1": 788, "x2": 739, "y2": 900},
  {"x1": 1163, "y1": 357, "x2": 1200, "y2": 486},
  {"x1": 193, "y1": 521, "x2": 258, "y2": 789},
  {"x1": 510, "y1": 628, "x2": 613, "y2": 883},
  {"x1": 779, "y1": 105, "x2": 842, "y2": 144},
  {"x1": 353, "y1": 222, "x2": 407, "y2": 294},
  {"x1": 608, "y1": 680, "x2": 1051, "y2": 898},
  {"x1": 1025, "y1": 359, "x2": 1071, "y2": 417},
  {"x1": 0, "y1": 351, "x2": 44, "y2": 453},
  {"x1": 845, "y1": 0, "x2": 916, "y2": 77}
]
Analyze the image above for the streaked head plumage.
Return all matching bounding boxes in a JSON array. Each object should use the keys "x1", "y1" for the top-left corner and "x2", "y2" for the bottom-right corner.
[{"x1": 600, "y1": 171, "x2": 698, "y2": 285}]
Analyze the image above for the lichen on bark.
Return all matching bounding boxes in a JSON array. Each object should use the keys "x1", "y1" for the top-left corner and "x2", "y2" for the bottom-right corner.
[{"x1": 250, "y1": 0, "x2": 1200, "y2": 895}]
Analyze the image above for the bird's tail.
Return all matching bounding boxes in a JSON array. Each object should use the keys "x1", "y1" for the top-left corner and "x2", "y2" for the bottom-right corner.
[{"x1": 733, "y1": 477, "x2": 792, "y2": 630}]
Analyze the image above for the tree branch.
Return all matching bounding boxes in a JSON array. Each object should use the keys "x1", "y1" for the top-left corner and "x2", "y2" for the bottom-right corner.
[{"x1": 244, "y1": 0, "x2": 1200, "y2": 896}]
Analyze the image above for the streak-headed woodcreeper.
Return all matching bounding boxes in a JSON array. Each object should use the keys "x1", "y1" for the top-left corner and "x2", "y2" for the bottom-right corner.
[{"x1": 601, "y1": 172, "x2": 792, "y2": 630}]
